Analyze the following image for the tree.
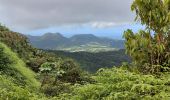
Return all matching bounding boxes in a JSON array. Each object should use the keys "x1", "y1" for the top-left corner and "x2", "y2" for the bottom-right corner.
[
  {"x1": 0, "y1": 24, "x2": 9, "y2": 32},
  {"x1": 124, "y1": 0, "x2": 170, "y2": 74},
  {"x1": 55, "y1": 59, "x2": 82, "y2": 84},
  {"x1": 39, "y1": 62, "x2": 56, "y2": 87}
]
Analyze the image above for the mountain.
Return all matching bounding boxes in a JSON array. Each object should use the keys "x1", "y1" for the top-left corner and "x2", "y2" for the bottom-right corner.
[
  {"x1": 27, "y1": 33, "x2": 70, "y2": 49},
  {"x1": 70, "y1": 34, "x2": 100, "y2": 45},
  {"x1": 27, "y1": 33, "x2": 125, "y2": 52}
]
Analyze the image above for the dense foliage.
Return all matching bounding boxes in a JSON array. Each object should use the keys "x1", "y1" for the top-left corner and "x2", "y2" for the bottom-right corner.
[
  {"x1": 124, "y1": 0, "x2": 170, "y2": 74},
  {"x1": 0, "y1": 23, "x2": 92, "y2": 98},
  {"x1": 47, "y1": 49, "x2": 131, "y2": 72},
  {"x1": 0, "y1": 42, "x2": 46, "y2": 99},
  {"x1": 39, "y1": 59, "x2": 92, "y2": 96},
  {"x1": 1, "y1": 0, "x2": 170, "y2": 99},
  {"x1": 0, "y1": 24, "x2": 60, "y2": 72},
  {"x1": 56, "y1": 68, "x2": 170, "y2": 100},
  {"x1": 0, "y1": 42, "x2": 40, "y2": 88}
]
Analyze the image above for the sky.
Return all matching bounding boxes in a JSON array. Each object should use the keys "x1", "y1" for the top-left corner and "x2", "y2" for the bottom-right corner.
[{"x1": 0, "y1": 0, "x2": 144, "y2": 39}]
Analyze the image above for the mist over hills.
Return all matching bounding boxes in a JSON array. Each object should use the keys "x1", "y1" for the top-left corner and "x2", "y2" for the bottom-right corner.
[{"x1": 27, "y1": 33, "x2": 125, "y2": 52}]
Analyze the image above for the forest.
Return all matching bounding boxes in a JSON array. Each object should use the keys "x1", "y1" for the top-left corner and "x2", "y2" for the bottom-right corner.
[
  {"x1": 46, "y1": 49, "x2": 131, "y2": 72},
  {"x1": 1, "y1": 0, "x2": 170, "y2": 99}
]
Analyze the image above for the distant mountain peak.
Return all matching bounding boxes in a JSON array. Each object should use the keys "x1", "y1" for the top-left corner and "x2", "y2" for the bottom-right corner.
[
  {"x1": 27, "y1": 33, "x2": 125, "y2": 50},
  {"x1": 43, "y1": 32, "x2": 63, "y2": 37},
  {"x1": 41, "y1": 32, "x2": 65, "y2": 40},
  {"x1": 70, "y1": 34, "x2": 98, "y2": 41}
]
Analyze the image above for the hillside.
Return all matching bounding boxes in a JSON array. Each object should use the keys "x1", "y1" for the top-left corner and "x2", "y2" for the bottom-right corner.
[
  {"x1": 1, "y1": 42, "x2": 170, "y2": 99},
  {"x1": 0, "y1": 42, "x2": 44, "y2": 99},
  {"x1": 27, "y1": 33, "x2": 124, "y2": 52},
  {"x1": 0, "y1": 25, "x2": 59, "y2": 72},
  {"x1": 46, "y1": 49, "x2": 131, "y2": 72},
  {"x1": 1, "y1": 0, "x2": 170, "y2": 99},
  {"x1": 2, "y1": 41, "x2": 170, "y2": 99},
  {"x1": 0, "y1": 24, "x2": 94, "y2": 99}
]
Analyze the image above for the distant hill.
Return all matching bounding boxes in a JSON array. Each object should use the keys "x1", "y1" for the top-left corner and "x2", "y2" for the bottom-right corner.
[
  {"x1": 70, "y1": 34, "x2": 101, "y2": 45},
  {"x1": 27, "y1": 33, "x2": 70, "y2": 49},
  {"x1": 27, "y1": 33, "x2": 125, "y2": 52}
]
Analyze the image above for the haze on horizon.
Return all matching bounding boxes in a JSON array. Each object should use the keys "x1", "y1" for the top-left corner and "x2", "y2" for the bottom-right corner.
[{"x1": 0, "y1": 0, "x2": 143, "y2": 39}]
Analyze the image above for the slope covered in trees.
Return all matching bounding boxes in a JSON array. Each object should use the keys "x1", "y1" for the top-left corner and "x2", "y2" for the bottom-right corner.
[
  {"x1": 0, "y1": 24, "x2": 92, "y2": 99},
  {"x1": 0, "y1": 25, "x2": 59, "y2": 72},
  {"x1": 0, "y1": 42, "x2": 45, "y2": 99},
  {"x1": 1, "y1": 0, "x2": 170, "y2": 99},
  {"x1": 46, "y1": 49, "x2": 131, "y2": 72}
]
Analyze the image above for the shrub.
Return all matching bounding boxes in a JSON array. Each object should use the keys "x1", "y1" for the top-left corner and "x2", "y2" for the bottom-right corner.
[{"x1": 58, "y1": 68, "x2": 170, "y2": 100}]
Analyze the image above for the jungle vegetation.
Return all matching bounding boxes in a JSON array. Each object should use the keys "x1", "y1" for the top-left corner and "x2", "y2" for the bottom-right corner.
[{"x1": 0, "y1": 0, "x2": 170, "y2": 99}]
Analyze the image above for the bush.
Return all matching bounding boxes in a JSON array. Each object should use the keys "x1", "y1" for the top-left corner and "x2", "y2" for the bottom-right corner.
[
  {"x1": 41, "y1": 82, "x2": 71, "y2": 97},
  {"x1": 0, "y1": 47, "x2": 11, "y2": 72},
  {"x1": 57, "y1": 68, "x2": 170, "y2": 100}
]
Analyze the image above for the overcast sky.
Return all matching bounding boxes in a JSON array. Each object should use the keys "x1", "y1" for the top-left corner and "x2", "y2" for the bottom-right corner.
[{"x1": 0, "y1": 0, "x2": 140, "y2": 38}]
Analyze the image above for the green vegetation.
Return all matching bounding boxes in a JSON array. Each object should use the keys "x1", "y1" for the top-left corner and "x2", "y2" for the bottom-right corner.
[
  {"x1": 0, "y1": 25, "x2": 59, "y2": 72},
  {"x1": 56, "y1": 68, "x2": 170, "y2": 100},
  {"x1": 1, "y1": 0, "x2": 170, "y2": 99},
  {"x1": 47, "y1": 49, "x2": 131, "y2": 72},
  {"x1": 0, "y1": 42, "x2": 40, "y2": 88},
  {"x1": 57, "y1": 42, "x2": 118, "y2": 52},
  {"x1": 0, "y1": 23, "x2": 91, "y2": 99},
  {"x1": 0, "y1": 42, "x2": 45, "y2": 99},
  {"x1": 124, "y1": 0, "x2": 170, "y2": 74}
]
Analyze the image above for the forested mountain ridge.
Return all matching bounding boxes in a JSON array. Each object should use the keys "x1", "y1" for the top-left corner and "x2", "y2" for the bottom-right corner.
[
  {"x1": 46, "y1": 49, "x2": 131, "y2": 72},
  {"x1": 27, "y1": 33, "x2": 124, "y2": 52}
]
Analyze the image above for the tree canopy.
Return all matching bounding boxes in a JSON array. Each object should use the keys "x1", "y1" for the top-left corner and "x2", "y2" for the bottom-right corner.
[{"x1": 124, "y1": 0, "x2": 170, "y2": 74}]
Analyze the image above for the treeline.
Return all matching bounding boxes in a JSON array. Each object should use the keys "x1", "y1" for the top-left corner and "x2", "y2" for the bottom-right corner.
[{"x1": 46, "y1": 49, "x2": 131, "y2": 72}]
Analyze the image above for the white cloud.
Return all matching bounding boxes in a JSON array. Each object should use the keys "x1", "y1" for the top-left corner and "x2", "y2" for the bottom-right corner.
[
  {"x1": 0, "y1": 0, "x2": 134, "y2": 32},
  {"x1": 90, "y1": 22, "x2": 116, "y2": 28}
]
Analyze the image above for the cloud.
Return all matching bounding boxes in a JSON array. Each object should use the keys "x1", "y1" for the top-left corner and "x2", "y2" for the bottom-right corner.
[
  {"x1": 0, "y1": 0, "x2": 135, "y2": 32},
  {"x1": 90, "y1": 22, "x2": 116, "y2": 28}
]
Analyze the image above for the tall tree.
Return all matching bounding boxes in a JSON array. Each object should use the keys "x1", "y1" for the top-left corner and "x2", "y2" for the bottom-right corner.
[{"x1": 124, "y1": 0, "x2": 170, "y2": 74}]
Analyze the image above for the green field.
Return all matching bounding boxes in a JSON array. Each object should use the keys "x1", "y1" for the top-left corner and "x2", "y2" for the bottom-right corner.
[{"x1": 57, "y1": 42, "x2": 118, "y2": 52}]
